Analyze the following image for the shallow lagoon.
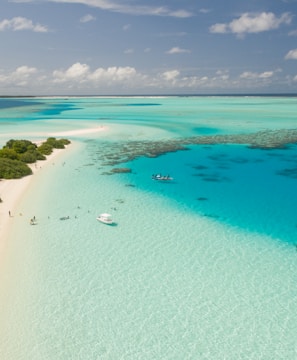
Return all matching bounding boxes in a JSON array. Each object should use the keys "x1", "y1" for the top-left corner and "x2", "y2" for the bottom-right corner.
[{"x1": 0, "y1": 96, "x2": 297, "y2": 359}]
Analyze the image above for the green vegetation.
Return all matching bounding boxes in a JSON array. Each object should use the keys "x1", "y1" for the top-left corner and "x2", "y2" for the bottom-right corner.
[
  {"x1": 38, "y1": 137, "x2": 71, "y2": 156},
  {"x1": 0, "y1": 158, "x2": 33, "y2": 179},
  {"x1": 0, "y1": 137, "x2": 71, "y2": 180}
]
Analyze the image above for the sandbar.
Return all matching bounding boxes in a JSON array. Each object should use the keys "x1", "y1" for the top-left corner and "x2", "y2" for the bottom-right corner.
[
  {"x1": 0, "y1": 125, "x2": 108, "y2": 257},
  {"x1": 48, "y1": 125, "x2": 107, "y2": 137}
]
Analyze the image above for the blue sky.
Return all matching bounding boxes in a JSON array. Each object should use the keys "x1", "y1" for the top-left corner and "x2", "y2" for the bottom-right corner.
[{"x1": 0, "y1": 0, "x2": 297, "y2": 95}]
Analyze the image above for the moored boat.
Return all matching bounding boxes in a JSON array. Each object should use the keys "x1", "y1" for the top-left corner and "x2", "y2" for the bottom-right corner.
[
  {"x1": 152, "y1": 174, "x2": 173, "y2": 181},
  {"x1": 96, "y1": 213, "x2": 113, "y2": 225}
]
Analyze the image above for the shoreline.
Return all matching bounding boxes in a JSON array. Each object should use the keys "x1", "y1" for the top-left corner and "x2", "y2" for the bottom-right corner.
[
  {"x1": 0, "y1": 125, "x2": 108, "y2": 257},
  {"x1": 0, "y1": 146, "x2": 67, "y2": 256}
]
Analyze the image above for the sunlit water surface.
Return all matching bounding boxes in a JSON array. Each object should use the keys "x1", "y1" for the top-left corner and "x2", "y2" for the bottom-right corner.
[{"x1": 0, "y1": 96, "x2": 297, "y2": 359}]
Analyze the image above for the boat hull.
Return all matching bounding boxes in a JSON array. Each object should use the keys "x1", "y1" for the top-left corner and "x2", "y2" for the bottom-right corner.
[
  {"x1": 97, "y1": 213, "x2": 114, "y2": 225},
  {"x1": 97, "y1": 218, "x2": 113, "y2": 225}
]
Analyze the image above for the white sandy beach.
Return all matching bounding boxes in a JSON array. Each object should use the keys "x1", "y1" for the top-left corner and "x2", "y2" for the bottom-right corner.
[
  {"x1": 0, "y1": 146, "x2": 67, "y2": 256},
  {"x1": 0, "y1": 125, "x2": 107, "y2": 257}
]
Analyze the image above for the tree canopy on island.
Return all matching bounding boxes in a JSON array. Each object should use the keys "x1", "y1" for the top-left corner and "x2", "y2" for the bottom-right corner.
[{"x1": 0, "y1": 137, "x2": 71, "y2": 179}]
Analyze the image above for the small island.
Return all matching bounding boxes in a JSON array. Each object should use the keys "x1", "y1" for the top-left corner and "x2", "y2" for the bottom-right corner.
[{"x1": 0, "y1": 137, "x2": 71, "y2": 180}]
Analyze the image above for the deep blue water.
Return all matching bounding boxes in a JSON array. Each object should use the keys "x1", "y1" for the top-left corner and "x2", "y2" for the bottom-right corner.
[
  {"x1": 112, "y1": 143, "x2": 297, "y2": 245},
  {"x1": 38, "y1": 102, "x2": 81, "y2": 116},
  {"x1": 0, "y1": 98, "x2": 41, "y2": 109}
]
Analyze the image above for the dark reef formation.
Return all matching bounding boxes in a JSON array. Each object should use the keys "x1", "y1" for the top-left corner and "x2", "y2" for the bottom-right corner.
[
  {"x1": 92, "y1": 129, "x2": 297, "y2": 168},
  {"x1": 110, "y1": 167, "x2": 132, "y2": 174}
]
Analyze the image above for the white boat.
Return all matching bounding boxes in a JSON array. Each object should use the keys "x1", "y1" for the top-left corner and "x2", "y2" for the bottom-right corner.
[
  {"x1": 96, "y1": 213, "x2": 113, "y2": 225},
  {"x1": 152, "y1": 174, "x2": 173, "y2": 181}
]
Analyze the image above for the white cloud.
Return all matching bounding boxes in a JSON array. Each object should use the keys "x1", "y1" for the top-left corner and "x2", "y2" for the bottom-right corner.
[
  {"x1": 0, "y1": 63, "x2": 293, "y2": 94},
  {"x1": 162, "y1": 70, "x2": 180, "y2": 81},
  {"x1": 288, "y1": 29, "x2": 297, "y2": 36},
  {"x1": 53, "y1": 62, "x2": 90, "y2": 83},
  {"x1": 124, "y1": 48, "x2": 134, "y2": 54},
  {"x1": 15, "y1": 0, "x2": 194, "y2": 18},
  {"x1": 216, "y1": 70, "x2": 230, "y2": 81},
  {"x1": 210, "y1": 12, "x2": 292, "y2": 37},
  {"x1": 0, "y1": 16, "x2": 48, "y2": 32},
  {"x1": 0, "y1": 65, "x2": 38, "y2": 86},
  {"x1": 168, "y1": 9, "x2": 193, "y2": 18},
  {"x1": 166, "y1": 47, "x2": 191, "y2": 54},
  {"x1": 89, "y1": 66, "x2": 137, "y2": 82},
  {"x1": 285, "y1": 49, "x2": 297, "y2": 60},
  {"x1": 159, "y1": 71, "x2": 213, "y2": 89},
  {"x1": 240, "y1": 71, "x2": 274, "y2": 79},
  {"x1": 199, "y1": 8, "x2": 211, "y2": 14},
  {"x1": 52, "y1": 62, "x2": 141, "y2": 86},
  {"x1": 13, "y1": 65, "x2": 37, "y2": 76},
  {"x1": 259, "y1": 71, "x2": 274, "y2": 78},
  {"x1": 1, "y1": 64, "x2": 192, "y2": 91},
  {"x1": 80, "y1": 14, "x2": 96, "y2": 23},
  {"x1": 210, "y1": 23, "x2": 228, "y2": 34}
]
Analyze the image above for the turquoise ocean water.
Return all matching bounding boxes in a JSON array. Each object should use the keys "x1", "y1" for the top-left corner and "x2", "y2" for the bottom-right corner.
[{"x1": 0, "y1": 96, "x2": 297, "y2": 359}]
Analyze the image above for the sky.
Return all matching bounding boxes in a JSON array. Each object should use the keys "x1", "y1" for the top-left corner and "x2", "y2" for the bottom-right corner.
[{"x1": 0, "y1": 0, "x2": 297, "y2": 95}]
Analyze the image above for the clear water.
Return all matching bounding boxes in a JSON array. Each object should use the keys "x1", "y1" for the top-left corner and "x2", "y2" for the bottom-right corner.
[{"x1": 0, "y1": 96, "x2": 297, "y2": 359}]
